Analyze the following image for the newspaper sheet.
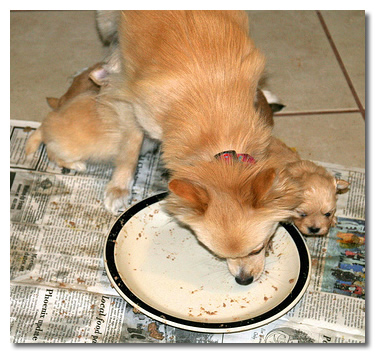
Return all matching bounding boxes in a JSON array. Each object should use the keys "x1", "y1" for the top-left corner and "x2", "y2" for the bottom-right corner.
[{"x1": 10, "y1": 120, "x2": 365, "y2": 343}]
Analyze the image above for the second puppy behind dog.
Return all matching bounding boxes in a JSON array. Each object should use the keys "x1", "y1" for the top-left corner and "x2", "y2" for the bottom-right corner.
[
  {"x1": 25, "y1": 64, "x2": 128, "y2": 173},
  {"x1": 46, "y1": 62, "x2": 103, "y2": 111}
]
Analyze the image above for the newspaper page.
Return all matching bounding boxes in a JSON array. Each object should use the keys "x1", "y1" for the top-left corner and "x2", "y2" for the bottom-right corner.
[{"x1": 10, "y1": 120, "x2": 365, "y2": 343}]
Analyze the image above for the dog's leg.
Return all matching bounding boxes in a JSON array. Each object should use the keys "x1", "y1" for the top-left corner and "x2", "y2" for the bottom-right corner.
[
  {"x1": 25, "y1": 128, "x2": 43, "y2": 156},
  {"x1": 104, "y1": 129, "x2": 144, "y2": 214},
  {"x1": 59, "y1": 160, "x2": 87, "y2": 172}
]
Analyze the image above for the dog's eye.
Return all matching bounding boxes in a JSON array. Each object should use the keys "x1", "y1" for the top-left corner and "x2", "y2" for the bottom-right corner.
[
  {"x1": 324, "y1": 212, "x2": 331, "y2": 217},
  {"x1": 299, "y1": 213, "x2": 307, "y2": 218},
  {"x1": 249, "y1": 246, "x2": 264, "y2": 256}
]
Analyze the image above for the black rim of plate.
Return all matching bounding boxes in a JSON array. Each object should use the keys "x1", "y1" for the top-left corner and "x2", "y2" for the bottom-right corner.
[{"x1": 104, "y1": 192, "x2": 310, "y2": 332}]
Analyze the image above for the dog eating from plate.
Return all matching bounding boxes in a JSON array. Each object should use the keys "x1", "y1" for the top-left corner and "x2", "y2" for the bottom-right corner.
[
  {"x1": 104, "y1": 11, "x2": 302, "y2": 285},
  {"x1": 26, "y1": 11, "x2": 349, "y2": 286}
]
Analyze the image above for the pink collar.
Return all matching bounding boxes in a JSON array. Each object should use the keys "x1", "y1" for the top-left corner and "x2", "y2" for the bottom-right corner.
[{"x1": 214, "y1": 150, "x2": 256, "y2": 165}]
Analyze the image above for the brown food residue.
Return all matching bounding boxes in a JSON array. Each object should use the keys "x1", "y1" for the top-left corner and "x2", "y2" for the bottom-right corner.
[
  {"x1": 148, "y1": 322, "x2": 164, "y2": 340},
  {"x1": 200, "y1": 307, "x2": 217, "y2": 316},
  {"x1": 289, "y1": 278, "x2": 295, "y2": 284},
  {"x1": 191, "y1": 286, "x2": 204, "y2": 294}
]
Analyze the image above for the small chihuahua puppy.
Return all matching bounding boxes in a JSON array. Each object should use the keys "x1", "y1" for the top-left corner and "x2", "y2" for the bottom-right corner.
[
  {"x1": 267, "y1": 137, "x2": 349, "y2": 236},
  {"x1": 25, "y1": 63, "x2": 127, "y2": 173}
]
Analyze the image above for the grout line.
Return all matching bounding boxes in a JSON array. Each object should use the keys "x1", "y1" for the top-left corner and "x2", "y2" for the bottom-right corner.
[
  {"x1": 316, "y1": 10, "x2": 365, "y2": 121},
  {"x1": 275, "y1": 109, "x2": 361, "y2": 117}
]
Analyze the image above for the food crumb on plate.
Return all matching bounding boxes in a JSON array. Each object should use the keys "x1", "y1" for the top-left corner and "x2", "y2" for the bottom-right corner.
[{"x1": 191, "y1": 286, "x2": 204, "y2": 294}]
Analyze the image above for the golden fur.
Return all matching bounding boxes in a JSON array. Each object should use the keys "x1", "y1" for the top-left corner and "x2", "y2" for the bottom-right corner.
[
  {"x1": 46, "y1": 62, "x2": 103, "y2": 111},
  {"x1": 266, "y1": 137, "x2": 349, "y2": 236},
  {"x1": 25, "y1": 91, "x2": 122, "y2": 171},
  {"x1": 25, "y1": 64, "x2": 132, "y2": 175},
  {"x1": 26, "y1": 11, "x2": 306, "y2": 285},
  {"x1": 97, "y1": 10, "x2": 304, "y2": 284},
  {"x1": 166, "y1": 159, "x2": 302, "y2": 284}
]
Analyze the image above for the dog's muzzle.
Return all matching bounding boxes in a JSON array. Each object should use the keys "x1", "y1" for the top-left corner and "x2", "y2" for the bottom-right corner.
[{"x1": 235, "y1": 273, "x2": 254, "y2": 286}]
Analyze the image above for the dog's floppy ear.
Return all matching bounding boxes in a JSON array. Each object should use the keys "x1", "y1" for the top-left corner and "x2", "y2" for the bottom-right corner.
[
  {"x1": 168, "y1": 179, "x2": 209, "y2": 213},
  {"x1": 46, "y1": 97, "x2": 60, "y2": 110},
  {"x1": 335, "y1": 179, "x2": 350, "y2": 194},
  {"x1": 251, "y1": 168, "x2": 276, "y2": 208}
]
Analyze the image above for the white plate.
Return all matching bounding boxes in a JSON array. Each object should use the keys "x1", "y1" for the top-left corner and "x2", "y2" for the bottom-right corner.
[{"x1": 104, "y1": 192, "x2": 311, "y2": 333}]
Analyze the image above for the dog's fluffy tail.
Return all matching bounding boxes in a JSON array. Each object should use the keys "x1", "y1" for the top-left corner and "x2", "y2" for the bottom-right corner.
[
  {"x1": 96, "y1": 10, "x2": 120, "y2": 45},
  {"x1": 25, "y1": 128, "x2": 43, "y2": 156}
]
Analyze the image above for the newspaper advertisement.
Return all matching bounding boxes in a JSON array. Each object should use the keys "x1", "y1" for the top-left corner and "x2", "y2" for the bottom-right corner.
[{"x1": 10, "y1": 120, "x2": 365, "y2": 343}]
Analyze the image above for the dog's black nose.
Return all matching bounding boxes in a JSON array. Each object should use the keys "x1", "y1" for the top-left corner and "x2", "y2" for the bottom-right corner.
[
  {"x1": 308, "y1": 227, "x2": 320, "y2": 234},
  {"x1": 235, "y1": 275, "x2": 254, "y2": 286}
]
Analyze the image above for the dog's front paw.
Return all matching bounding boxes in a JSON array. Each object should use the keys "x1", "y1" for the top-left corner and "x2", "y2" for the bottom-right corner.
[
  {"x1": 104, "y1": 186, "x2": 129, "y2": 214},
  {"x1": 69, "y1": 161, "x2": 87, "y2": 172},
  {"x1": 55, "y1": 159, "x2": 87, "y2": 172}
]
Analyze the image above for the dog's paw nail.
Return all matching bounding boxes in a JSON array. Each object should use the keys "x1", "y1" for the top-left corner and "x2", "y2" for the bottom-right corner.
[{"x1": 71, "y1": 161, "x2": 87, "y2": 172}]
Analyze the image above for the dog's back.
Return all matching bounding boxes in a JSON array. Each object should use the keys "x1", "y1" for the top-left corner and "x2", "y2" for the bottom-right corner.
[{"x1": 118, "y1": 11, "x2": 270, "y2": 167}]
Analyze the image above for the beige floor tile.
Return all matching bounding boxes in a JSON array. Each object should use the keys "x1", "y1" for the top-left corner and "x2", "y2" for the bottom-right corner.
[
  {"x1": 272, "y1": 113, "x2": 365, "y2": 168},
  {"x1": 246, "y1": 10, "x2": 358, "y2": 113},
  {"x1": 10, "y1": 10, "x2": 104, "y2": 122},
  {"x1": 320, "y1": 10, "x2": 365, "y2": 107}
]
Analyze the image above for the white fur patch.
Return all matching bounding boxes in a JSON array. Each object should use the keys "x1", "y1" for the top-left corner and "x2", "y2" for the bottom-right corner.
[
  {"x1": 104, "y1": 188, "x2": 130, "y2": 214},
  {"x1": 261, "y1": 90, "x2": 281, "y2": 105}
]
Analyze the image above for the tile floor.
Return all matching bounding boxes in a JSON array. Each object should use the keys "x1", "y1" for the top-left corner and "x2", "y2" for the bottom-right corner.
[{"x1": 10, "y1": 10, "x2": 365, "y2": 168}]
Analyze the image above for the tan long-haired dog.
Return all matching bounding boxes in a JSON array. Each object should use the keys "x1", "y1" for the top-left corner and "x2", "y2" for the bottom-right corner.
[
  {"x1": 266, "y1": 138, "x2": 349, "y2": 236},
  {"x1": 96, "y1": 11, "x2": 302, "y2": 285}
]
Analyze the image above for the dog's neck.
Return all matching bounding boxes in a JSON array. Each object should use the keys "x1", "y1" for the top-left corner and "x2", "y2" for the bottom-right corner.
[{"x1": 214, "y1": 150, "x2": 256, "y2": 165}]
